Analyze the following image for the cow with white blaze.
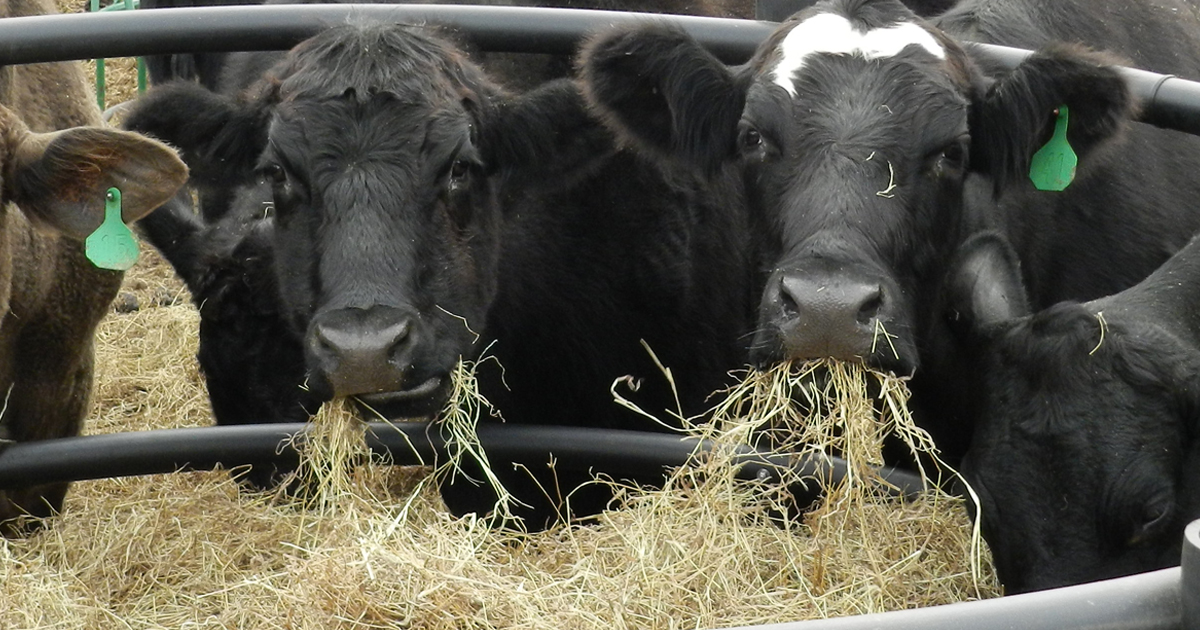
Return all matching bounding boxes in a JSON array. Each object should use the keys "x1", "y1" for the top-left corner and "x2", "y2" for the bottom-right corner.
[{"x1": 578, "y1": 0, "x2": 1200, "y2": 465}]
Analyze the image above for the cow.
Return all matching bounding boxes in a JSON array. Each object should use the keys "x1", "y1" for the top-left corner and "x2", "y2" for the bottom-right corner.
[
  {"x1": 946, "y1": 231, "x2": 1200, "y2": 592},
  {"x1": 122, "y1": 19, "x2": 756, "y2": 526},
  {"x1": 0, "y1": 1, "x2": 188, "y2": 534},
  {"x1": 576, "y1": 0, "x2": 1200, "y2": 466},
  {"x1": 134, "y1": 186, "x2": 321, "y2": 488}
]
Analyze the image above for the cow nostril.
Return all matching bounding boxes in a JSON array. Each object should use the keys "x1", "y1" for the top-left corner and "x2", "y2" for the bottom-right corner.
[
  {"x1": 385, "y1": 318, "x2": 414, "y2": 360},
  {"x1": 856, "y1": 287, "x2": 884, "y2": 325},
  {"x1": 777, "y1": 277, "x2": 800, "y2": 317}
]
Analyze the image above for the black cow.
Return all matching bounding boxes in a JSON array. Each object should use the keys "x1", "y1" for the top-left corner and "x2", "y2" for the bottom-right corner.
[
  {"x1": 946, "y1": 231, "x2": 1200, "y2": 592},
  {"x1": 124, "y1": 20, "x2": 755, "y2": 525},
  {"x1": 577, "y1": 0, "x2": 1200, "y2": 465},
  {"x1": 136, "y1": 187, "x2": 319, "y2": 488}
]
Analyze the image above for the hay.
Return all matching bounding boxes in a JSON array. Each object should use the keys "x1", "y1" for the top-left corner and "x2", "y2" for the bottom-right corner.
[{"x1": 0, "y1": 262, "x2": 1000, "y2": 628}]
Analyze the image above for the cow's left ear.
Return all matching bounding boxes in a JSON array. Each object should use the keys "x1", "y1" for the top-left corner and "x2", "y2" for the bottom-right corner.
[
  {"x1": 969, "y1": 43, "x2": 1133, "y2": 191},
  {"x1": 578, "y1": 22, "x2": 749, "y2": 173},
  {"x1": 944, "y1": 231, "x2": 1031, "y2": 335},
  {"x1": 6, "y1": 123, "x2": 189, "y2": 241},
  {"x1": 480, "y1": 79, "x2": 616, "y2": 188}
]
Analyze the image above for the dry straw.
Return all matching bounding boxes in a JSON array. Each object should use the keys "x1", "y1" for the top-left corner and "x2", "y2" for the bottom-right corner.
[{"x1": 0, "y1": 243, "x2": 999, "y2": 628}]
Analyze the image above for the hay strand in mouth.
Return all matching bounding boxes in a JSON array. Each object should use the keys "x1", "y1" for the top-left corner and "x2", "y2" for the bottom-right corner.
[{"x1": 700, "y1": 358, "x2": 989, "y2": 596}]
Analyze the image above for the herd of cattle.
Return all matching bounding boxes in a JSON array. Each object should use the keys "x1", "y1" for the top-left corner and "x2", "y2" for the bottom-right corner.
[{"x1": 0, "y1": 0, "x2": 1195, "y2": 600}]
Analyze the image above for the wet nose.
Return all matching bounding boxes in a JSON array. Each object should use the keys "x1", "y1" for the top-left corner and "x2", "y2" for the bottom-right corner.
[
  {"x1": 307, "y1": 306, "x2": 415, "y2": 396},
  {"x1": 772, "y1": 274, "x2": 884, "y2": 360}
]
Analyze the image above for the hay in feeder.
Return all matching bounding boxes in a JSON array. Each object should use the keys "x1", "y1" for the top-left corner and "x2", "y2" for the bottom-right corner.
[{"x1": 0, "y1": 250, "x2": 999, "y2": 628}]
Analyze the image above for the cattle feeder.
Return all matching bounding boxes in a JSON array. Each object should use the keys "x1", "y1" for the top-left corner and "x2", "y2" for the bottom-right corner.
[
  {"x1": 0, "y1": 5, "x2": 1198, "y2": 630},
  {"x1": 0, "y1": 7, "x2": 1196, "y2": 134}
]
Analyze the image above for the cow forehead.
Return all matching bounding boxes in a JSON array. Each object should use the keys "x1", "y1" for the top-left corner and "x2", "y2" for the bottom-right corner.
[{"x1": 771, "y1": 12, "x2": 945, "y2": 97}]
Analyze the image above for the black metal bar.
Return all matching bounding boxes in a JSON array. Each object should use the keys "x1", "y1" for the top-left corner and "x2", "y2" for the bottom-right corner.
[
  {"x1": 0, "y1": 5, "x2": 774, "y2": 65},
  {"x1": 0, "y1": 422, "x2": 928, "y2": 497},
  {"x1": 1184, "y1": 519, "x2": 1200, "y2": 630},
  {"x1": 0, "y1": 8, "x2": 1196, "y2": 134},
  {"x1": 723, "y1": 566, "x2": 1182, "y2": 630}
]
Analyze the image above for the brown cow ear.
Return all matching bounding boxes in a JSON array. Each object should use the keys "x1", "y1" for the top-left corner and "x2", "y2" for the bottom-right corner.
[{"x1": 7, "y1": 126, "x2": 188, "y2": 241}]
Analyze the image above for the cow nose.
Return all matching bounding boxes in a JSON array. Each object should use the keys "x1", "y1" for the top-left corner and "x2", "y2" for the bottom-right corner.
[
  {"x1": 307, "y1": 306, "x2": 415, "y2": 397},
  {"x1": 774, "y1": 274, "x2": 883, "y2": 360}
]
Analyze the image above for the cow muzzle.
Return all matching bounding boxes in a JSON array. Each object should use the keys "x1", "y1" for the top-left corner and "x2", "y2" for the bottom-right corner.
[
  {"x1": 306, "y1": 305, "x2": 420, "y2": 398},
  {"x1": 756, "y1": 270, "x2": 913, "y2": 373}
]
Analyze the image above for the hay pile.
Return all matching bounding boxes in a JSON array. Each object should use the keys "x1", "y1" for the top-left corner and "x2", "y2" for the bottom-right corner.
[{"x1": 0, "y1": 248, "x2": 1000, "y2": 627}]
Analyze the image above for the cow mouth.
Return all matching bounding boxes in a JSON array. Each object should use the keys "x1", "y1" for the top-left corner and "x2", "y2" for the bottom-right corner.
[{"x1": 353, "y1": 376, "x2": 449, "y2": 419}]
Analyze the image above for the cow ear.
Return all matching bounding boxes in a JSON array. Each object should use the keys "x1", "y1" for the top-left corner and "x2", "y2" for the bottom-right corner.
[
  {"x1": 480, "y1": 79, "x2": 615, "y2": 187},
  {"x1": 7, "y1": 124, "x2": 189, "y2": 241},
  {"x1": 944, "y1": 231, "x2": 1031, "y2": 333},
  {"x1": 969, "y1": 43, "x2": 1133, "y2": 192},
  {"x1": 121, "y1": 80, "x2": 272, "y2": 189},
  {"x1": 577, "y1": 22, "x2": 748, "y2": 173}
]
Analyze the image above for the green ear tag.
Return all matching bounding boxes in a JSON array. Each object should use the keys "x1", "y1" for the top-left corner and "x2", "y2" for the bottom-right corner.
[
  {"x1": 1029, "y1": 105, "x2": 1077, "y2": 192},
  {"x1": 85, "y1": 188, "x2": 138, "y2": 271}
]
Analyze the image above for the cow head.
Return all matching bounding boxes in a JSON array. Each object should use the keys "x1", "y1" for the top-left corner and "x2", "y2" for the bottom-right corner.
[
  {"x1": 578, "y1": 0, "x2": 1131, "y2": 377},
  {"x1": 947, "y1": 233, "x2": 1200, "y2": 593},
  {"x1": 124, "y1": 22, "x2": 606, "y2": 418}
]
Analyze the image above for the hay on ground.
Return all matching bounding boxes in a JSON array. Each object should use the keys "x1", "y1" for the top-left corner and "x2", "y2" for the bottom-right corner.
[{"x1": 0, "y1": 248, "x2": 999, "y2": 628}]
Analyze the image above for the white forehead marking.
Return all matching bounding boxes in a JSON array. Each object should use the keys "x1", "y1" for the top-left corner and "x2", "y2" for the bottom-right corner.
[{"x1": 771, "y1": 13, "x2": 946, "y2": 96}]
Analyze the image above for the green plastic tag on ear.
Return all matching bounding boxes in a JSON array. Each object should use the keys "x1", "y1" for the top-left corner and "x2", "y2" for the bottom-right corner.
[
  {"x1": 1029, "y1": 105, "x2": 1078, "y2": 192},
  {"x1": 85, "y1": 188, "x2": 138, "y2": 271}
]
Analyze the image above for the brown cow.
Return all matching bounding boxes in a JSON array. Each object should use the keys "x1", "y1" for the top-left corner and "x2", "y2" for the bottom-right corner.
[{"x1": 0, "y1": 0, "x2": 188, "y2": 535}]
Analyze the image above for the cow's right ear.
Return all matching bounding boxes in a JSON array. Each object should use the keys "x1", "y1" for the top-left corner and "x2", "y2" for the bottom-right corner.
[
  {"x1": 969, "y1": 43, "x2": 1133, "y2": 193},
  {"x1": 944, "y1": 232, "x2": 1031, "y2": 334},
  {"x1": 121, "y1": 80, "x2": 272, "y2": 189},
  {"x1": 577, "y1": 23, "x2": 748, "y2": 173}
]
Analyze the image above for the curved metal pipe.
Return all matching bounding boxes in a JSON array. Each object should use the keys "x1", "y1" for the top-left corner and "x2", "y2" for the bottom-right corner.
[
  {"x1": 0, "y1": 8, "x2": 1194, "y2": 133},
  {"x1": 725, "y1": 566, "x2": 1183, "y2": 630},
  {"x1": 0, "y1": 5, "x2": 773, "y2": 64},
  {"x1": 0, "y1": 422, "x2": 928, "y2": 497},
  {"x1": 1184, "y1": 520, "x2": 1200, "y2": 630}
]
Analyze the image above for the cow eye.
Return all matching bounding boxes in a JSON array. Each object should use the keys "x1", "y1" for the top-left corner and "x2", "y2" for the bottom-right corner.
[
  {"x1": 737, "y1": 121, "x2": 769, "y2": 161},
  {"x1": 740, "y1": 126, "x2": 763, "y2": 151},
  {"x1": 261, "y1": 163, "x2": 287, "y2": 186},
  {"x1": 927, "y1": 137, "x2": 969, "y2": 177},
  {"x1": 1127, "y1": 494, "x2": 1174, "y2": 547},
  {"x1": 446, "y1": 158, "x2": 473, "y2": 195}
]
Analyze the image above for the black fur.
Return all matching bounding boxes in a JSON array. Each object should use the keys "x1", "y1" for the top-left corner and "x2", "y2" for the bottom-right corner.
[
  {"x1": 969, "y1": 43, "x2": 1133, "y2": 193},
  {"x1": 137, "y1": 189, "x2": 320, "y2": 487},
  {"x1": 950, "y1": 233, "x2": 1200, "y2": 593},
  {"x1": 124, "y1": 20, "x2": 755, "y2": 527}
]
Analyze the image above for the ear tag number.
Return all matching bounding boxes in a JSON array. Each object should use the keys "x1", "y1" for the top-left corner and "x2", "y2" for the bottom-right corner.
[
  {"x1": 1029, "y1": 105, "x2": 1077, "y2": 192},
  {"x1": 85, "y1": 187, "x2": 139, "y2": 271}
]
